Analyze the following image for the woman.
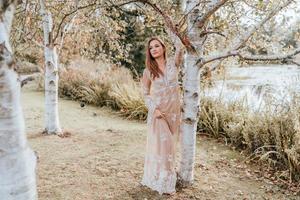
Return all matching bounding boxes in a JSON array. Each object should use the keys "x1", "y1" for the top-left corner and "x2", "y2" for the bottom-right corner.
[{"x1": 141, "y1": 37, "x2": 184, "y2": 195}]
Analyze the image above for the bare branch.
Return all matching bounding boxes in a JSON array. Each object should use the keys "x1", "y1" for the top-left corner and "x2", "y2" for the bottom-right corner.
[
  {"x1": 197, "y1": 0, "x2": 230, "y2": 29},
  {"x1": 113, "y1": 0, "x2": 142, "y2": 7},
  {"x1": 177, "y1": 0, "x2": 201, "y2": 29},
  {"x1": 58, "y1": 12, "x2": 78, "y2": 53},
  {"x1": 238, "y1": 48, "x2": 300, "y2": 62},
  {"x1": 290, "y1": 60, "x2": 300, "y2": 67},
  {"x1": 201, "y1": 48, "x2": 300, "y2": 66},
  {"x1": 232, "y1": 0, "x2": 293, "y2": 50},
  {"x1": 53, "y1": 1, "x2": 97, "y2": 42},
  {"x1": 198, "y1": 0, "x2": 294, "y2": 68},
  {"x1": 15, "y1": 27, "x2": 44, "y2": 48},
  {"x1": 53, "y1": 0, "x2": 144, "y2": 43},
  {"x1": 202, "y1": 50, "x2": 238, "y2": 65},
  {"x1": 199, "y1": 30, "x2": 225, "y2": 38}
]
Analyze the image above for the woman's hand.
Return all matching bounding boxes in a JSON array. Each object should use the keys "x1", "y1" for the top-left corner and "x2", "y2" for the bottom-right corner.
[
  {"x1": 154, "y1": 108, "x2": 165, "y2": 119},
  {"x1": 175, "y1": 42, "x2": 185, "y2": 68}
]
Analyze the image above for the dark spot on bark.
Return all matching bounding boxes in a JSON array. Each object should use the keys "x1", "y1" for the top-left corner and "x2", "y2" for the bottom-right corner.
[
  {"x1": 0, "y1": 71, "x2": 5, "y2": 78},
  {"x1": 0, "y1": 83, "x2": 4, "y2": 90},
  {"x1": 184, "y1": 118, "x2": 195, "y2": 125},
  {"x1": 49, "y1": 80, "x2": 55, "y2": 85},
  {"x1": 0, "y1": 42, "x2": 5, "y2": 52},
  {"x1": 192, "y1": 92, "x2": 198, "y2": 98}
]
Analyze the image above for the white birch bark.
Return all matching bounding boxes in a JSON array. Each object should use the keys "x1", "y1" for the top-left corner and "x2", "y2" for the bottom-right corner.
[
  {"x1": 0, "y1": 1, "x2": 37, "y2": 199},
  {"x1": 179, "y1": 0, "x2": 202, "y2": 184},
  {"x1": 179, "y1": 0, "x2": 288, "y2": 184},
  {"x1": 40, "y1": 0, "x2": 61, "y2": 134}
]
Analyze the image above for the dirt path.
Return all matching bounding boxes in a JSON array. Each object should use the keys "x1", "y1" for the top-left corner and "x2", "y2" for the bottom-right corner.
[{"x1": 22, "y1": 88, "x2": 298, "y2": 200}]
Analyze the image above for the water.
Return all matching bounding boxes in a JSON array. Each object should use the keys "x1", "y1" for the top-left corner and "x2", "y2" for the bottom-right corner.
[{"x1": 203, "y1": 64, "x2": 300, "y2": 111}]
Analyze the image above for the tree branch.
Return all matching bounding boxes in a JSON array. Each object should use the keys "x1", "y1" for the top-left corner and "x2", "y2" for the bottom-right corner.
[
  {"x1": 231, "y1": 0, "x2": 293, "y2": 50},
  {"x1": 197, "y1": 0, "x2": 230, "y2": 29},
  {"x1": 238, "y1": 48, "x2": 300, "y2": 62},
  {"x1": 53, "y1": 1, "x2": 98, "y2": 42},
  {"x1": 58, "y1": 12, "x2": 78, "y2": 53},
  {"x1": 198, "y1": 0, "x2": 294, "y2": 69},
  {"x1": 53, "y1": 0, "x2": 144, "y2": 43},
  {"x1": 199, "y1": 30, "x2": 225, "y2": 38},
  {"x1": 135, "y1": 0, "x2": 197, "y2": 53},
  {"x1": 201, "y1": 50, "x2": 238, "y2": 65},
  {"x1": 201, "y1": 48, "x2": 300, "y2": 66}
]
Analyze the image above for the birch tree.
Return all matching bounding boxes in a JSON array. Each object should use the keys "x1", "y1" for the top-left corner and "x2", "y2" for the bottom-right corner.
[
  {"x1": 39, "y1": 0, "x2": 81, "y2": 134},
  {"x1": 37, "y1": 0, "x2": 129, "y2": 134},
  {"x1": 134, "y1": 0, "x2": 300, "y2": 185},
  {"x1": 0, "y1": 1, "x2": 37, "y2": 199},
  {"x1": 181, "y1": 0, "x2": 299, "y2": 185},
  {"x1": 39, "y1": 0, "x2": 61, "y2": 134},
  {"x1": 18, "y1": 0, "x2": 146, "y2": 134},
  {"x1": 178, "y1": 0, "x2": 202, "y2": 184}
]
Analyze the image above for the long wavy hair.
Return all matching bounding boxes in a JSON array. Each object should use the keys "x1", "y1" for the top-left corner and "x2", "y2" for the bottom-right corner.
[{"x1": 145, "y1": 37, "x2": 166, "y2": 79}]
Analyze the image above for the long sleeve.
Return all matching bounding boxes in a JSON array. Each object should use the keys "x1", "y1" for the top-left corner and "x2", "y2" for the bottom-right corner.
[
  {"x1": 174, "y1": 40, "x2": 185, "y2": 68},
  {"x1": 141, "y1": 69, "x2": 156, "y2": 114}
]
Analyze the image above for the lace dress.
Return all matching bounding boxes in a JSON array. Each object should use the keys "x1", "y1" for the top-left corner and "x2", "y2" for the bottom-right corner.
[{"x1": 141, "y1": 58, "x2": 181, "y2": 194}]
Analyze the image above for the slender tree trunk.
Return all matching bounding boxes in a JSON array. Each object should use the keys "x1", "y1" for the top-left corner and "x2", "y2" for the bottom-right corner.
[
  {"x1": 0, "y1": 1, "x2": 37, "y2": 199},
  {"x1": 44, "y1": 46, "x2": 61, "y2": 134},
  {"x1": 179, "y1": 0, "x2": 202, "y2": 184},
  {"x1": 40, "y1": 0, "x2": 61, "y2": 134}
]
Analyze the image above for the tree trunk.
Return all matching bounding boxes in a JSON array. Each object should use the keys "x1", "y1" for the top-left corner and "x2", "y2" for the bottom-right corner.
[
  {"x1": 0, "y1": 2, "x2": 37, "y2": 199},
  {"x1": 40, "y1": 0, "x2": 61, "y2": 134},
  {"x1": 44, "y1": 45, "x2": 61, "y2": 134},
  {"x1": 179, "y1": 0, "x2": 202, "y2": 184}
]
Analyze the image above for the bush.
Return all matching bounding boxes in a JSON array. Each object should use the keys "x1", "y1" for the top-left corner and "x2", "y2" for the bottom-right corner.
[
  {"x1": 199, "y1": 96, "x2": 300, "y2": 182},
  {"x1": 59, "y1": 65, "x2": 147, "y2": 119}
]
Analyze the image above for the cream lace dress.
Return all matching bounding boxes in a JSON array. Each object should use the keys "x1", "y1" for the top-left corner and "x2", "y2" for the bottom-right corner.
[{"x1": 141, "y1": 58, "x2": 181, "y2": 194}]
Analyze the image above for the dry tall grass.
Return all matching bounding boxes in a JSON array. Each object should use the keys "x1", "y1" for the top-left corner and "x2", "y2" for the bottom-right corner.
[
  {"x1": 58, "y1": 65, "x2": 300, "y2": 183},
  {"x1": 199, "y1": 96, "x2": 300, "y2": 182},
  {"x1": 59, "y1": 65, "x2": 147, "y2": 119},
  {"x1": 110, "y1": 82, "x2": 147, "y2": 120}
]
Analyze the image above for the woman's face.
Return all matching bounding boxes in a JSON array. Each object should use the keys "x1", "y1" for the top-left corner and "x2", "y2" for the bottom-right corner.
[{"x1": 149, "y1": 40, "x2": 164, "y2": 59}]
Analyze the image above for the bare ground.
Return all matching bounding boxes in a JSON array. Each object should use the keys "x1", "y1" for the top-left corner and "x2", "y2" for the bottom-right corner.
[{"x1": 22, "y1": 87, "x2": 299, "y2": 200}]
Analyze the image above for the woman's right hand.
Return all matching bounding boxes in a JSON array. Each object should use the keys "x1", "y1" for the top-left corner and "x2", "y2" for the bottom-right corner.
[{"x1": 154, "y1": 108, "x2": 165, "y2": 119}]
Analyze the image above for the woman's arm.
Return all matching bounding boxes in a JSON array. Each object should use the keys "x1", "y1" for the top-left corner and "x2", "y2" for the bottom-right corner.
[
  {"x1": 175, "y1": 41, "x2": 185, "y2": 68},
  {"x1": 141, "y1": 69, "x2": 166, "y2": 119},
  {"x1": 141, "y1": 69, "x2": 156, "y2": 114}
]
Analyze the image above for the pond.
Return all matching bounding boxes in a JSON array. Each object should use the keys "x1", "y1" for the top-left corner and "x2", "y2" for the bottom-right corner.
[{"x1": 203, "y1": 64, "x2": 300, "y2": 111}]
